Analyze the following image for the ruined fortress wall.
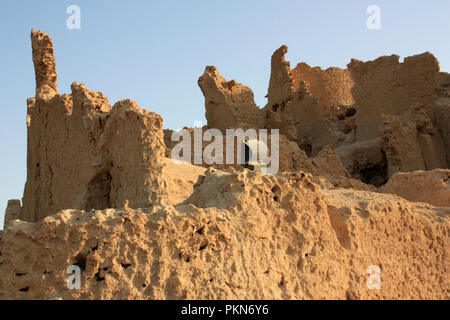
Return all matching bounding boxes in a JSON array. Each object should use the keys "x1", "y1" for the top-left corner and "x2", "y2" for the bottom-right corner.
[
  {"x1": 15, "y1": 32, "x2": 450, "y2": 223},
  {"x1": 198, "y1": 66, "x2": 265, "y2": 132},
  {"x1": 348, "y1": 53, "x2": 441, "y2": 142},
  {"x1": 427, "y1": 73, "x2": 450, "y2": 167},
  {"x1": 1, "y1": 31, "x2": 449, "y2": 300},
  {"x1": 290, "y1": 63, "x2": 355, "y2": 109},
  {"x1": 31, "y1": 30, "x2": 57, "y2": 97},
  {"x1": 260, "y1": 46, "x2": 447, "y2": 179},
  {"x1": 20, "y1": 31, "x2": 166, "y2": 222},
  {"x1": 266, "y1": 45, "x2": 294, "y2": 109},
  {"x1": 22, "y1": 87, "x2": 106, "y2": 222}
]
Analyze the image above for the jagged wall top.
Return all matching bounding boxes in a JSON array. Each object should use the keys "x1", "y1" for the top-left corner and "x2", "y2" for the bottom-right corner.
[
  {"x1": 31, "y1": 30, "x2": 58, "y2": 99},
  {"x1": 18, "y1": 30, "x2": 168, "y2": 222}
]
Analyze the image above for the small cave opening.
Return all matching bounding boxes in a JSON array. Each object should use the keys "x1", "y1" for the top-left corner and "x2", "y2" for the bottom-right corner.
[
  {"x1": 358, "y1": 163, "x2": 388, "y2": 187},
  {"x1": 355, "y1": 151, "x2": 388, "y2": 187},
  {"x1": 85, "y1": 170, "x2": 112, "y2": 211},
  {"x1": 347, "y1": 149, "x2": 389, "y2": 188}
]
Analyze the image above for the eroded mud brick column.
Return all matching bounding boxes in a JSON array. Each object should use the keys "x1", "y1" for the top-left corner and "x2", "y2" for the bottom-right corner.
[
  {"x1": 31, "y1": 30, "x2": 57, "y2": 98},
  {"x1": 21, "y1": 31, "x2": 167, "y2": 222}
]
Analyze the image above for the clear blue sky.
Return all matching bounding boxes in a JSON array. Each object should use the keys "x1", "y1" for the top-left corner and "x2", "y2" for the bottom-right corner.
[{"x1": 1, "y1": 0, "x2": 449, "y2": 228}]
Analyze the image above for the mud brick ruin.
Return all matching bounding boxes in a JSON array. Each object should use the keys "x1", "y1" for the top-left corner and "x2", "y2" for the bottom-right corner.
[{"x1": 0, "y1": 30, "x2": 448, "y2": 300}]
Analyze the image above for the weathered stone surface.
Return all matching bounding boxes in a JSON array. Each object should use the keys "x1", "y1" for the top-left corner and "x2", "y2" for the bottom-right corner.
[
  {"x1": 31, "y1": 30, "x2": 57, "y2": 99},
  {"x1": 197, "y1": 47, "x2": 447, "y2": 184},
  {"x1": 1, "y1": 171, "x2": 448, "y2": 299},
  {"x1": 381, "y1": 114, "x2": 426, "y2": 178},
  {"x1": 4, "y1": 200, "x2": 22, "y2": 228},
  {"x1": 381, "y1": 105, "x2": 447, "y2": 178},
  {"x1": 290, "y1": 62, "x2": 355, "y2": 110},
  {"x1": 380, "y1": 169, "x2": 450, "y2": 207},
  {"x1": 266, "y1": 45, "x2": 294, "y2": 109},
  {"x1": 335, "y1": 138, "x2": 387, "y2": 186},
  {"x1": 427, "y1": 73, "x2": 450, "y2": 167},
  {"x1": 198, "y1": 66, "x2": 265, "y2": 132},
  {"x1": 348, "y1": 53, "x2": 440, "y2": 142},
  {"x1": 164, "y1": 130, "x2": 372, "y2": 191},
  {"x1": 248, "y1": 47, "x2": 447, "y2": 183},
  {"x1": 265, "y1": 47, "x2": 353, "y2": 154}
]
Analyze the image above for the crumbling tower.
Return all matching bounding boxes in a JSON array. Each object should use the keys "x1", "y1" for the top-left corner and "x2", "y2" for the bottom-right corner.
[
  {"x1": 31, "y1": 30, "x2": 58, "y2": 98},
  {"x1": 17, "y1": 30, "x2": 167, "y2": 223}
]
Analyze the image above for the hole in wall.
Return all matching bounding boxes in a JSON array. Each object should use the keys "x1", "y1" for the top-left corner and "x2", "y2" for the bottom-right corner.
[
  {"x1": 199, "y1": 241, "x2": 208, "y2": 251},
  {"x1": 121, "y1": 263, "x2": 131, "y2": 269},
  {"x1": 95, "y1": 270, "x2": 105, "y2": 282},
  {"x1": 73, "y1": 253, "x2": 87, "y2": 272},
  {"x1": 358, "y1": 163, "x2": 388, "y2": 187},
  {"x1": 357, "y1": 150, "x2": 388, "y2": 187},
  {"x1": 345, "y1": 108, "x2": 356, "y2": 117}
]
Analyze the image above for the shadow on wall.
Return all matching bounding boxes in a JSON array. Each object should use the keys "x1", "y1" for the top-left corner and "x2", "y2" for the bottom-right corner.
[{"x1": 85, "y1": 170, "x2": 112, "y2": 211}]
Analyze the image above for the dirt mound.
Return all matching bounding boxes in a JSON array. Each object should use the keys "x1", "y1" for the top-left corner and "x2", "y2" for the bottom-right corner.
[
  {"x1": 1, "y1": 171, "x2": 448, "y2": 299},
  {"x1": 380, "y1": 169, "x2": 450, "y2": 207}
]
